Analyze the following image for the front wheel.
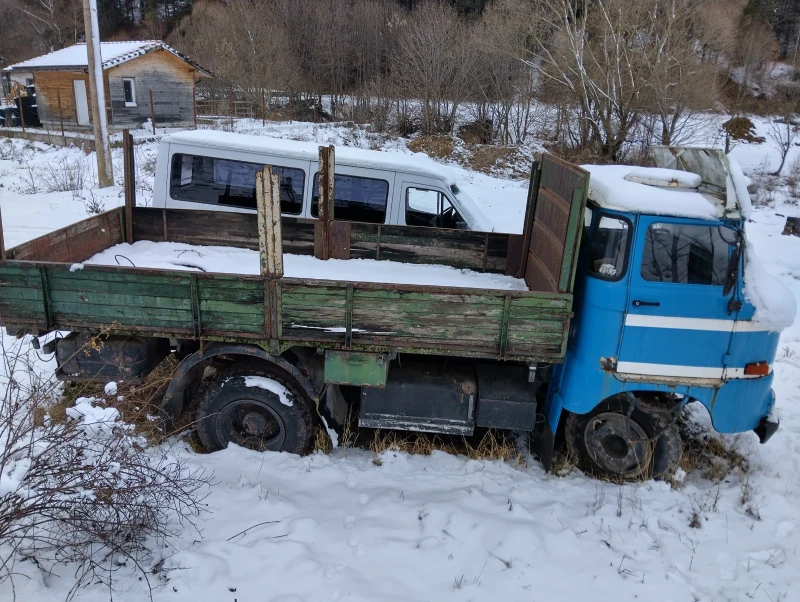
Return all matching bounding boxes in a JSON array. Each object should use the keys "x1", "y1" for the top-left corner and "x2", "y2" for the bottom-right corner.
[
  {"x1": 196, "y1": 364, "x2": 314, "y2": 454},
  {"x1": 565, "y1": 397, "x2": 681, "y2": 480}
]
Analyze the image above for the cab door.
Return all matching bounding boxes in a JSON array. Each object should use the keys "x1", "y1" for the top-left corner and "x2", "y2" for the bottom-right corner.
[{"x1": 617, "y1": 217, "x2": 738, "y2": 380}]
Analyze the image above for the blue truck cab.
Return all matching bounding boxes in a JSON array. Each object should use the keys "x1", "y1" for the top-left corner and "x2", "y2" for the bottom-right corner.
[{"x1": 544, "y1": 148, "x2": 796, "y2": 479}]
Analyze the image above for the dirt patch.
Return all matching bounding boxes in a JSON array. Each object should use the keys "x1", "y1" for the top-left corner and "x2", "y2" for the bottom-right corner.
[
  {"x1": 407, "y1": 135, "x2": 455, "y2": 160},
  {"x1": 465, "y1": 144, "x2": 531, "y2": 178}
]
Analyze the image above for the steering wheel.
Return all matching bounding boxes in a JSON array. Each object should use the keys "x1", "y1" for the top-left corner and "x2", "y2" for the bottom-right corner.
[{"x1": 436, "y1": 205, "x2": 456, "y2": 228}]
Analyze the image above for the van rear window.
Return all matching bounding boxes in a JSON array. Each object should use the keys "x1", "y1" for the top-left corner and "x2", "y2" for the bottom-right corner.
[
  {"x1": 311, "y1": 173, "x2": 389, "y2": 224},
  {"x1": 169, "y1": 154, "x2": 304, "y2": 214}
]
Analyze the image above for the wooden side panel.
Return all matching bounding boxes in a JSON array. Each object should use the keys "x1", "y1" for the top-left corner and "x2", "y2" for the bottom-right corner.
[
  {"x1": 505, "y1": 296, "x2": 571, "y2": 357},
  {"x1": 524, "y1": 156, "x2": 588, "y2": 293},
  {"x1": 197, "y1": 275, "x2": 265, "y2": 336},
  {"x1": 0, "y1": 264, "x2": 47, "y2": 331},
  {"x1": 45, "y1": 267, "x2": 194, "y2": 334},
  {"x1": 349, "y1": 224, "x2": 509, "y2": 273},
  {"x1": 132, "y1": 208, "x2": 315, "y2": 256},
  {"x1": 7, "y1": 210, "x2": 123, "y2": 263}
]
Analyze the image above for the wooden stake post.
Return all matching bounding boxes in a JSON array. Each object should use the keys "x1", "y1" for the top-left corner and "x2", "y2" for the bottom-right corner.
[
  {"x1": 317, "y1": 145, "x2": 335, "y2": 260},
  {"x1": 0, "y1": 204, "x2": 6, "y2": 261},
  {"x1": 122, "y1": 129, "x2": 135, "y2": 243},
  {"x1": 256, "y1": 167, "x2": 284, "y2": 278},
  {"x1": 149, "y1": 89, "x2": 156, "y2": 135}
]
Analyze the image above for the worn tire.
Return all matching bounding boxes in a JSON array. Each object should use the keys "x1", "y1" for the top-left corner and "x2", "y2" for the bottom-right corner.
[
  {"x1": 565, "y1": 397, "x2": 682, "y2": 481},
  {"x1": 196, "y1": 362, "x2": 314, "y2": 455}
]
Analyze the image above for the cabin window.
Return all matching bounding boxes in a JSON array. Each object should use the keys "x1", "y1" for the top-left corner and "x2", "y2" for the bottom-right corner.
[
  {"x1": 641, "y1": 223, "x2": 732, "y2": 285},
  {"x1": 122, "y1": 78, "x2": 136, "y2": 107},
  {"x1": 405, "y1": 187, "x2": 467, "y2": 229},
  {"x1": 169, "y1": 153, "x2": 305, "y2": 215},
  {"x1": 311, "y1": 173, "x2": 389, "y2": 224},
  {"x1": 587, "y1": 215, "x2": 631, "y2": 281}
]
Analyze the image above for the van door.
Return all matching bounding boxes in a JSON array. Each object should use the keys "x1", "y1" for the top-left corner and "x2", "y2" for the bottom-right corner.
[
  {"x1": 617, "y1": 216, "x2": 738, "y2": 381},
  {"x1": 400, "y1": 183, "x2": 469, "y2": 229}
]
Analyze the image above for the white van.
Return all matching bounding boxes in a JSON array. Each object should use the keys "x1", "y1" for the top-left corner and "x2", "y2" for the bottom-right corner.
[{"x1": 151, "y1": 130, "x2": 490, "y2": 231}]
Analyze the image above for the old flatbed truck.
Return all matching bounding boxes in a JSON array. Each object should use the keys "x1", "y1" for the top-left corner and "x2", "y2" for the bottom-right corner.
[{"x1": 0, "y1": 140, "x2": 791, "y2": 479}]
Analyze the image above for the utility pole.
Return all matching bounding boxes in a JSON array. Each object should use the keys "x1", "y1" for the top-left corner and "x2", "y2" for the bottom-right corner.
[{"x1": 83, "y1": 0, "x2": 114, "y2": 188}]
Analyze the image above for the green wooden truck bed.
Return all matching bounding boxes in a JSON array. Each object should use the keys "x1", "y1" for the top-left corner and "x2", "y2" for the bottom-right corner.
[{"x1": 0, "y1": 155, "x2": 588, "y2": 363}]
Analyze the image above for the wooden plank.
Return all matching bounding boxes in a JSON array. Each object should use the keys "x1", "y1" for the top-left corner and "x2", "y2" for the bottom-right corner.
[
  {"x1": 256, "y1": 166, "x2": 284, "y2": 278},
  {"x1": 123, "y1": 129, "x2": 134, "y2": 242},
  {"x1": 317, "y1": 144, "x2": 335, "y2": 260}
]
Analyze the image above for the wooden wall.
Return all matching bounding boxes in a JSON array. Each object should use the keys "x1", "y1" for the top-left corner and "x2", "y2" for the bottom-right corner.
[
  {"x1": 35, "y1": 70, "x2": 111, "y2": 129},
  {"x1": 108, "y1": 50, "x2": 196, "y2": 127},
  {"x1": 33, "y1": 50, "x2": 197, "y2": 129}
]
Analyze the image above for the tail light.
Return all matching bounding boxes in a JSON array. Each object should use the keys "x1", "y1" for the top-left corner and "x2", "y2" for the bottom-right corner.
[{"x1": 744, "y1": 362, "x2": 770, "y2": 376}]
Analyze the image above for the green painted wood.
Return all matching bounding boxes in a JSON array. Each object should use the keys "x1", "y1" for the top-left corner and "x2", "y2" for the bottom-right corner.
[{"x1": 324, "y1": 351, "x2": 389, "y2": 387}]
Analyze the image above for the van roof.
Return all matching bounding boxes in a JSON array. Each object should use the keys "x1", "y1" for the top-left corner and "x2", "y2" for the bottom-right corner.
[{"x1": 162, "y1": 130, "x2": 455, "y2": 184}]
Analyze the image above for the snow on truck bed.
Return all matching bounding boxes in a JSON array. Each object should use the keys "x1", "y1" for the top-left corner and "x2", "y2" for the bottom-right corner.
[{"x1": 79, "y1": 241, "x2": 528, "y2": 291}]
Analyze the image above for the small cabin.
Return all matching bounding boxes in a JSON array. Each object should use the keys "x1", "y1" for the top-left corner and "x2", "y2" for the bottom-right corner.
[{"x1": 2, "y1": 41, "x2": 212, "y2": 131}]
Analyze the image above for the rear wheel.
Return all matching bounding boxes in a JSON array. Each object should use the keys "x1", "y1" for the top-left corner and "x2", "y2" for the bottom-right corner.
[
  {"x1": 196, "y1": 363, "x2": 314, "y2": 454},
  {"x1": 565, "y1": 397, "x2": 681, "y2": 480}
]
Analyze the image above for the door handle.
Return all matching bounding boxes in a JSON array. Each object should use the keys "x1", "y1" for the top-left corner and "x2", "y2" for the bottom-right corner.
[{"x1": 632, "y1": 300, "x2": 660, "y2": 307}]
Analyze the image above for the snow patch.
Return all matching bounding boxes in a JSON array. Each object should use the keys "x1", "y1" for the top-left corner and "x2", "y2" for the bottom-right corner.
[
  {"x1": 583, "y1": 164, "x2": 720, "y2": 219},
  {"x1": 243, "y1": 376, "x2": 294, "y2": 406},
  {"x1": 625, "y1": 167, "x2": 702, "y2": 188},
  {"x1": 83, "y1": 241, "x2": 528, "y2": 291},
  {"x1": 104, "y1": 381, "x2": 118, "y2": 396},
  {"x1": 743, "y1": 241, "x2": 797, "y2": 331},
  {"x1": 69, "y1": 263, "x2": 84, "y2": 272}
]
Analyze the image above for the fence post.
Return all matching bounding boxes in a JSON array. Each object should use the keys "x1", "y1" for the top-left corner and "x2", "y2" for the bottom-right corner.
[
  {"x1": 193, "y1": 86, "x2": 197, "y2": 129},
  {"x1": 0, "y1": 204, "x2": 6, "y2": 261},
  {"x1": 57, "y1": 88, "x2": 65, "y2": 140},
  {"x1": 261, "y1": 89, "x2": 266, "y2": 127},
  {"x1": 17, "y1": 88, "x2": 25, "y2": 132},
  {"x1": 256, "y1": 166, "x2": 283, "y2": 279},
  {"x1": 316, "y1": 145, "x2": 335, "y2": 261},
  {"x1": 123, "y1": 129, "x2": 135, "y2": 243},
  {"x1": 149, "y1": 89, "x2": 156, "y2": 135},
  {"x1": 229, "y1": 88, "x2": 234, "y2": 131}
]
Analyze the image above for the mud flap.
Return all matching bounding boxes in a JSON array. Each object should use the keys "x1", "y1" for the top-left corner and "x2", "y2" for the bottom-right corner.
[{"x1": 531, "y1": 413, "x2": 555, "y2": 471}]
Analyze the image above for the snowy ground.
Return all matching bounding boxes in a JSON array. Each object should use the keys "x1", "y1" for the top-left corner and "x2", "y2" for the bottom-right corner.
[{"x1": 1, "y1": 117, "x2": 799, "y2": 602}]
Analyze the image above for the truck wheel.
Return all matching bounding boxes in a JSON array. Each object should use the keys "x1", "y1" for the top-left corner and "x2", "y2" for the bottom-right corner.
[
  {"x1": 565, "y1": 398, "x2": 681, "y2": 480},
  {"x1": 196, "y1": 363, "x2": 314, "y2": 454}
]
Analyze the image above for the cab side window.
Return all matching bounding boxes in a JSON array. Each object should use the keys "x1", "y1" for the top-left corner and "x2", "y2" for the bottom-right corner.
[
  {"x1": 587, "y1": 215, "x2": 631, "y2": 280},
  {"x1": 405, "y1": 187, "x2": 467, "y2": 229},
  {"x1": 641, "y1": 223, "x2": 731, "y2": 285}
]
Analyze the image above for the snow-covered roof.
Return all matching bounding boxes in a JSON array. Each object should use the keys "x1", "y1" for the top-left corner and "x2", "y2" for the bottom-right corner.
[
  {"x1": 163, "y1": 130, "x2": 457, "y2": 184},
  {"x1": 3, "y1": 41, "x2": 212, "y2": 76},
  {"x1": 582, "y1": 148, "x2": 752, "y2": 221}
]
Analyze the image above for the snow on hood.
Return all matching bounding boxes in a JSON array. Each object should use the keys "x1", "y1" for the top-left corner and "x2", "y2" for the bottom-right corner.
[
  {"x1": 582, "y1": 165, "x2": 720, "y2": 219},
  {"x1": 743, "y1": 238, "x2": 797, "y2": 331}
]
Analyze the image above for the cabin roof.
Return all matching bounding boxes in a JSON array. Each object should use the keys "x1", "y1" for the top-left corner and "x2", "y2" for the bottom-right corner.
[{"x1": 3, "y1": 41, "x2": 212, "y2": 77}]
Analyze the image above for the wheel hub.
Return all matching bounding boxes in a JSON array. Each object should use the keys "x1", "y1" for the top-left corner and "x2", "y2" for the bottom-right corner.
[
  {"x1": 216, "y1": 398, "x2": 286, "y2": 451},
  {"x1": 584, "y1": 412, "x2": 652, "y2": 478}
]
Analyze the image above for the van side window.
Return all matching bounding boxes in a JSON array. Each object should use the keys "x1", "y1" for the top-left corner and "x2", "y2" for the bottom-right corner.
[
  {"x1": 311, "y1": 173, "x2": 389, "y2": 224},
  {"x1": 641, "y1": 223, "x2": 731, "y2": 285},
  {"x1": 405, "y1": 187, "x2": 467, "y2": 229},
  {"x1": 169, "y1": 153, "x2": 304, "y2": 214},
  {"x1": 587, "y1": 215, "x2": 631, "y2": 280}
]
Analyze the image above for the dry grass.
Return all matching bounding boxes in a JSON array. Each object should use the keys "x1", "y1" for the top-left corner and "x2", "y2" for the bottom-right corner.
[
  {"x1": 366, "y1": 428, "x2": 524, "y2": 466},
  {"x1": 678, "y1": 428, "x2": 748, "y2": 483},
  {"x1": 407, "y1": 135, "x2": 455, "y2": 159},
  {"x1": 46, "y1": 355, "x2": 180, "y2": 444},
  {"x1": 313, "y1": 425, "x2": 333, "y2": 454},
  {"x1": 464, "y1": 144, "x2": 529, "y2": 178}
]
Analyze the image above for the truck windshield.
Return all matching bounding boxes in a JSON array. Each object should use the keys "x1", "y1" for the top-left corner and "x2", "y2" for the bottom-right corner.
[{"x1": 587, "y1": 215, "x2": 631, "y2": 280}]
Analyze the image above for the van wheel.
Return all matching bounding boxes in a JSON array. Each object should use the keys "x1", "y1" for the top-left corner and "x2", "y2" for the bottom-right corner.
[
  {"x1": 565, "y1": 397, "x2": 681, "y2": 480},
  {"x1": 196, "y1": 363, "x2": 314, "y2": 454}
]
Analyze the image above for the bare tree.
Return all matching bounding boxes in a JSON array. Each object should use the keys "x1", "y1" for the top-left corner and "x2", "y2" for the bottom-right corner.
[
  {"x1": 769, "y1": 115, "x2": 798, "y2": 175},
  {"x1": 394, "y1": 0, "x2": 472, "y2": 135}
]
